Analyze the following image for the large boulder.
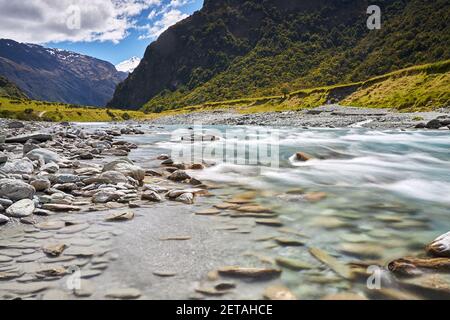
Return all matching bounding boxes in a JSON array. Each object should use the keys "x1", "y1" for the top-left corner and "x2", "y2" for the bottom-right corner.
[
  {"x1": 5, "y1": 199, "x2": 35, "y2": 217},
  {"x1": 0, "y1": 179, "x2": 36, "y2": 201},
  {"x1": 103, "y1": 159, "x2": 144, "y2": 182},
  {"x1": 26, "y1": 148, "x2": 60, "y2": 164},
  {"x1": 425, "y1": 119, "x2": 442, "y2": 129},
  {"x1": 1, "y1": 158, "x2": 34, "y2": 174}
]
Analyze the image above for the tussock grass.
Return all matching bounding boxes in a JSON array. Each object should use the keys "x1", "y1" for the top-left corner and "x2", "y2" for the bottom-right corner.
[{"x1": 0, "y1": 98, "x2": 152, "y2": 122}]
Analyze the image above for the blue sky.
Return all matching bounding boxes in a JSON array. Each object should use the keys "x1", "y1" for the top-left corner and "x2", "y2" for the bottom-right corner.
[
  {"x1": 0, "y1": 0, "x2": 204, "y2": 65},
  {"x1": 49, "y1": 0, "x2": 204, "y2": 64}
]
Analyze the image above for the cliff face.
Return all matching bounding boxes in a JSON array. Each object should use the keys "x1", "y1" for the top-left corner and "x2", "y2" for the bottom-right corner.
[
  {"x1": 108, "y1": 0, "x2": 450, "y2": 111},
  {"x1": 0, "y1": 39, "x2": 127, "y2": 106}
]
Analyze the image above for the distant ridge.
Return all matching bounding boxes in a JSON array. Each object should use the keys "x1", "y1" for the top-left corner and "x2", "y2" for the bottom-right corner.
[{"x1": 0, "y1": 39, "x2": 127, "y2": 107}]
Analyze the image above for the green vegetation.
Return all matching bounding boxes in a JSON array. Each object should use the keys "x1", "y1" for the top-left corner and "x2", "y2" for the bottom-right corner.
[
  {"x1": 150, "y1": 60, "x2": 449, "y2": 115},
  {"x1": 0, "y1": 76, "x2": 27, "y2": 99},
  {"x1": 121, "y1": 0, "x2": 449, "y2": 113},
  {"x1": 0, "y1": 98, "x2": 151, "y2": 122}
]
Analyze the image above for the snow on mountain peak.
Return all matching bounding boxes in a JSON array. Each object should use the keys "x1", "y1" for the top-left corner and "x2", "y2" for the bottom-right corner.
[{"x1": 115, "y1": 56, "x2": 141, "y2": 73}]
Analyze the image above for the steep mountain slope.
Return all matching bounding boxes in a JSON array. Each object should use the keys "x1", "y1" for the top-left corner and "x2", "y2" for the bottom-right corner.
[
  {"x1": 108, "y1": 0, "x2": 450, "y2": 111},
  {"x1": 0, "y1": 76, "x2": 27, "y2": 99},
  {"x1": 0, "y1": 39, "x2": 127, "y2": 106}
]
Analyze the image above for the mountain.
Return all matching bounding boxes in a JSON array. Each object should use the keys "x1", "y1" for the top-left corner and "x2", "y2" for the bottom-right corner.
[
  {"x1": 116, "y1": 57, "x2": 141, "y2": 74},
  {"x1": 0, "y1": 39, "x2": 127, "y2": 107},
  {"x1": 0, "y1": 76, "x2": 27, "y2": 99},
  {"x1": 107, "y1": 0, "x2": 450, "y2": 111}
]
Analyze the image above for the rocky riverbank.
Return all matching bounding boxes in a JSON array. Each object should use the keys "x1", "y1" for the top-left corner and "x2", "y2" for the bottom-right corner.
[
  {"x1": 0, "y1": 119, "x2": 230, "y2": 299},
  {"x1": 0, "y1": 118, "x2": 449, "y2": 300},
  {"x1": 148, "y1": 105, "x2": 450, "y2": 130}
]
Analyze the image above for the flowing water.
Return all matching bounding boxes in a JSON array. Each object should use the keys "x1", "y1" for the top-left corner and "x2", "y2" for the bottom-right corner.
[
  {"x1": 23, "y1": 123, "x2": 444, "y2": 299},
  {"x1": 120, "y1": 125, "x2": 450, "y2": 298}
]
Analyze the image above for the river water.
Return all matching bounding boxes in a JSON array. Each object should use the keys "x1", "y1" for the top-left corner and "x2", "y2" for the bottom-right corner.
[
  {"x1": 37, "y1": 123, "x2": 448, "y2": 299},
  {"x1": 122, "y1": 125, "x2": 450, "y2": 298}
]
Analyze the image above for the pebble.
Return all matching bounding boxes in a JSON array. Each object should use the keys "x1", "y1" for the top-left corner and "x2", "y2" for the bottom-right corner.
[
  {"x1": 105, "y1": 211, "x2": 134, "y2": 222},
  {"x1": 105, "y1": 288, "x2": 142, "y2": 300},
  {"x1": 274, "y1": 237, "x2": 305, "y2": 246},
  {"x1": 275, "y1": 257, "x2": 314, "y2": 270},
  {"x1": 36, "y1": 220, "x2": 66, "y2": 230},
  {"x1": 217, "y1": 266, "x2": 281, "y2": 279},
  {"x1": 263, "y1": 285, "x2": 297, "y2": 300},
  {"x1": 195, "y1": 208, "x2": 221, "y2": 216},
  {"x1": 255, "y1": 219, "x2": 283, "y2": 227},
  {"x1": 309, "y1": 247, "x2": 353, "y2": 280},
  {"x1": 153, "y1": 271, "x2": 177, "y2": 277}
]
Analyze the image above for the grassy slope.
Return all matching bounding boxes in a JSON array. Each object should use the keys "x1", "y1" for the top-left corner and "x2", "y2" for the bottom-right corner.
[
  {"x1": 0, "y1": 60, "x2": 447, "y2": 122},
  {"x1": 139, "y1": 0, "x2": 450, "y2": 112},
  {"x1": 150, "y1": 60, "x2": 450, "y2": 117},
  {"x1": 0, "y1": 98, "x2": 152, "y2": 122}
]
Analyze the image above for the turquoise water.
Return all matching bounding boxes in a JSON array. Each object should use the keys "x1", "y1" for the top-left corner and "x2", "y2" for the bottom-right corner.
[{"x1": 88, "y1": 124, "x2": 450, "y2": 298}]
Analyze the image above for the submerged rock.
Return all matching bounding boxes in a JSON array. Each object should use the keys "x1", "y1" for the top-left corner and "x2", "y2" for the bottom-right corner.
[
  {"x1": 217, "y1": 266, "x2": 281, "y2": 279},
  {"x1": 105, "y1": 211, "x2": 134, "y2": 222},
  {"x1": 263, "y1": 285, "x2": 297, "y2": 300},
  {"x1": 275, "y1": 257, "x2": 314, "y2": 270},
  {"x1": 105, "y1": 288, "x2": 141, "y2": 300},
  {"x1": 321, "y1": 292, "x2": 368, "y2": 300},
  {"x1": 309, "y1": 247, "x2": 353, "y2": 279}
]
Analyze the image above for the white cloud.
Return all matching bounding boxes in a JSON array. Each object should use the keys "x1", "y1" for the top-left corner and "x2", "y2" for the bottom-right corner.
[
  {"x1": 0, "y1": 0, "x2": 161, "y2": 44},
  {"x1": 139, "y1": 4, "x2": 189, "y2": 40},
  {"x1": 169, "y1": 0, "x2": 190, "y2": 8}
]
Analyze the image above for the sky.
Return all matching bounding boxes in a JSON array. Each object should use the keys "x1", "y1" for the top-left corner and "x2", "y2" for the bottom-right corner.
[{"x1": 0, "y1": 0, "x2": 204, "y2": 65}]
